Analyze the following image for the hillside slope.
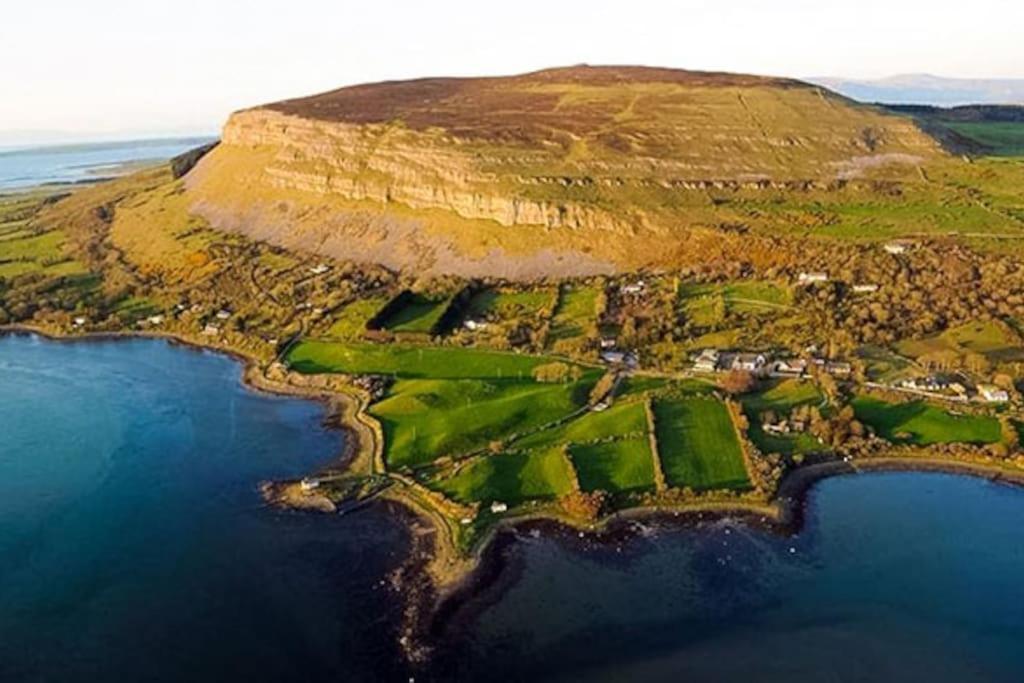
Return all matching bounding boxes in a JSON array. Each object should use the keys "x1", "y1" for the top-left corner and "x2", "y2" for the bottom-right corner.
[{"x1": 184, "y1": 65, "x2": 946, "y2": 278}]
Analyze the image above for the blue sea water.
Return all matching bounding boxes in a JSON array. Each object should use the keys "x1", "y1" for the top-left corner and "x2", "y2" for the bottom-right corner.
[
  {"x1": 0, "y1": 335, "x2": 408, "y2": 682},
  {"x1": 4, "y1": 333, "x2": 1024, "y2": 682},
  {"x1": 0, "y1": 138, "x2": 214, "y2": 190}
]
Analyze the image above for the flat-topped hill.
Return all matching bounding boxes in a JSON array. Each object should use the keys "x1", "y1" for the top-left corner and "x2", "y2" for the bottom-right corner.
[
  {"x1": 183, "y1": 65, "x2": 957, "y2": 278},
  {"x1": 261, "y1": 65, "x2": 806, "y2": 143}
]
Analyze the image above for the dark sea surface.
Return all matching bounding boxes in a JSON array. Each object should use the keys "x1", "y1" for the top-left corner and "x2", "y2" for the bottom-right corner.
[
  {"x1": 3, "y1": 333, "x2": 1024, "y2": 682},
  {"x1": 0, "y1": 138, "x2": 214, "y2": 190}
]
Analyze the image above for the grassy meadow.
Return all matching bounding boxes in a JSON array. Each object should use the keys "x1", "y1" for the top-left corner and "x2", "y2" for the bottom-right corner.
[
  {"x1": 377, "y1": 293, "x2": 452, "y2": 334},
  {"x1": 852, "y1": 396, "x2": 1001, "y2": 445},
  {"x1": 0, "y1": 198, "x2": 86, "y2": 279},
  {"x1": 286, "y1": 340, "x2": 552, "y2": 379},
  {"x1": 548, "y1": 285, "x2": 599, "y2": 343},
  {"x1": 652, "y1": 396, "x2": 750, "y2": 490},
  {"x1": 373, "y1": 374, "x2": 597, "y2": 467},
  {"x1": 569, "y1": 438, "x2": 656, "y2": 493},
  {"x1": 896, "y1": 320, "x2": 1024, "y2": 363},
  {"x1": 326, "y1": 296, "x2": 391, "y2": 339},
  {"x1": 466, "y1": 287, "x2": 556, "y2": 321},
  {"x1": 944, "y1": 122, "x2": 1024, "y2": 157},
  {"x1": 433, "y1": 448, "x2": 575, "y2": 504},
  {"x1": 742, "y1": 380, "x2": 824, "y2": 456}
]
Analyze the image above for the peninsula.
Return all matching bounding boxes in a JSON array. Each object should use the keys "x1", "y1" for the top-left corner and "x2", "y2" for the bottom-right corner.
[{"x1": 5, "y1": 66, "x2": 1024, "y2": 639}]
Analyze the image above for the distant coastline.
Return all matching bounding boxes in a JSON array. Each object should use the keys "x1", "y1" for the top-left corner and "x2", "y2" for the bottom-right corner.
[{"x1": 0, "y1": 136, "x2": 217, "y2": 191}]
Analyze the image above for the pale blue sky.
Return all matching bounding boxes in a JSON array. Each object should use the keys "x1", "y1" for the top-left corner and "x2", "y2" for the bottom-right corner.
[{"x1": 2, "y1": 0, "x2": 1022, "y2": 142}]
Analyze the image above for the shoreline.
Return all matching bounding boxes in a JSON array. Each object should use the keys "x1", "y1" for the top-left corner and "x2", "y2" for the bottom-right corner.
[{"x1": 11, "y1": 324, "x2": 1024, "y2": 660}]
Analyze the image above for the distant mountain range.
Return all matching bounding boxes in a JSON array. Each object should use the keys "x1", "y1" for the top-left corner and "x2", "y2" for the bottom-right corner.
[{"x1": 808, "y1": 75, "x2": 1024, "y2": 107}]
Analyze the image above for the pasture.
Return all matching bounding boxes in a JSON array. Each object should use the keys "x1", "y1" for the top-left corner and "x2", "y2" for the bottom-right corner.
[
  {"x1": 465, "y1": 287, "x2": 556, "y2": 321},
  {"x1": 742, "y1": 380, "x2": 824, "y2": 456},
  {"x1": 851, "y1": 396, "x2": 1001, "y2": 445},
  {"x1": 326, "y1": 296, "x2": 391, "y2": 339},
  {"x1": 896, "y1": 320, "x2": 1024, "y2": 363},
  {"x1": 743, "y1": 379, "x2": 823, "y2": 414},
  {"x1": 652, "y1": 397, "x2": 750, "y2": 490},
  {"x1": 0, "y1": 222, "x2": 86, "y2": 279},
  {"x1": 373, "y1": 375, "x2": 596, "y2": 467},
  {"x1": 678, "y1": 280, "x2": 792, "y2": 322},
  {"x1": 377, "y1": 293, "x2": 451, "y2": 334},
  {"x1": 547, "y1": 285, "x2": 599, "y2": 343},
  {"x1": 433, "y1": 448, "x2": 575, "y2": 504},
  {"x1": 944, "y1": 122, "x2": 1024, "y2": 157},
  {"x1": 569, "y1": 438, "x2": 655, "y2": 493},
  {"x1": 286, "y1": 340, "x2": 554, "y2": 379}
]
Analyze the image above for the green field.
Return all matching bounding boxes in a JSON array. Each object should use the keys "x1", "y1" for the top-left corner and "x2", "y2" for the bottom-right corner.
[
  {"x1": 857, "y1": 345, "x2": 915, "y2": 383},
  {"x1": 896, "y1": 320, "x2": 1024, "y2": 363},
  {"x1": 743, "y1": 379, "x2": 823, "y2": 414},
  {"x1": 113, "y1": 296, "x2": 160, "y2": 323},
  {"x1": 0, "y1": 225, "x2": 86, "y2": 279},
  {"x1": 433, "y1": 448, "x2": 575, "y2": 504},
  {"x1": 326, "y1": 296, "x2": 391, "y2": 339},
  {"x1": 377, "y1": 293, "x2": 451, "y2": 334},
  {"x1": 548, "y1": 285, "x2": 599, "y2": 342},
  {"x1": 851, "y1": 396, "x2": 1001, "y2": 445},
  {"x1": 653, "y1": 397, "x2": 750, "y2": 490},
  {"x1": 742, "y1": 380, "x2": 823, "y2": 456},
  {"x1": 286, "y1": 341, "x2": 555, "y2": 379},
  {"x1": 569, "y1": 438, "x2": 655, "y2": 492},
  {"x1": 373, "y1": 375, "x2": 596, "y2": 467},
  {"x1": 288, "y1": 340, "x2": 601, "y2": 469},
  {"x1": 678, "y1": 280, "x2": 792, "y2": 322},
  {"x1": 944, "y1": 122, "x2": 1024, "y2": 157},
  {"x1": 513, "y1": 400, "x2": 648, "y2": 452},
  {"x1": 466, "y1": 288, "x2": 556, "y2": 321}
]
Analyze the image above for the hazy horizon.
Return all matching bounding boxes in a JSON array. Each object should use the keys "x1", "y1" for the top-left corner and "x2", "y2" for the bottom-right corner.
[{"x1": 2, "y1": 0, "x2": 1022, "y2": 145}]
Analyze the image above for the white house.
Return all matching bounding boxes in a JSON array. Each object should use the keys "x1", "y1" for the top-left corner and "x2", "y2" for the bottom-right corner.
[
  {"x1": 732, "y1": 353, "x2": 769, "y2": 374},
  {"x1": 215, "y1": 309, "x2": 232, "y2": 320},
  {"x1": 852, "y1": 284, "x2": 879, "y2": 294},
  {"x1": 622, "y1": 280, "x2": 646, "y2": 295},
  {"x1": 884, "y1": 243, "x2": 908, "y2": 255},
  {"x1": 490, "y1": 501, "x2": 508, "y2": 514},
  {"x1": 299, "y1": 478, "x2": 320, "y2": 493},
  {"x1": 309, "y1": 264, "x2": 331, "y2": 275},
  {"x1": 72, "y1": 316, "x2": 87, "y2": 327},
  {"x1": 600, "y1": 350, "x2": 627, "y2": 364},
  {"x1": 693, "y1": 348, "x2": 721, "y2": 373},
  {"x1": 901, "y1": 375, "x2": 949, "y2": 392},
  {"x1": 825, "y1": 361, "x2": 853, "y2": 378},
  {"x1": 978, "y1": 384, "x2": 1010, "y2": 403},
  {"x1": 147, "y1": 314, "x2": 165, "y2": 325},
  {"x1": 464, "y1": 319, "x2": 488, "y2": 331},
  {"x1": 798, "y1": 272, "x2": 828, "y2": 284},
  {"x1": 773, "y1": 358, "x2": 807, "y2": 377}
]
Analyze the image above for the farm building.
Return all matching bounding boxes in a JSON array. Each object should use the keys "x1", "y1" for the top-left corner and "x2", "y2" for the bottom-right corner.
[
  {"x1": 978, "y1": 384, "x2": 1010, "y2": 403},
  {"x1": 731, "y1": 353, "x2": 769, "y2": 375},
  {"x1": 852, "y1": 284, "x2": 879, "y2": 293},
  {"x1": 693, "y1": 348, "x2": 721, "y2": 373}
]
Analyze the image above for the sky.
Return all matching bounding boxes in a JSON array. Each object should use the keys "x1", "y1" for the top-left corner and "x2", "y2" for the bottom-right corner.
[{"x1": 1, "y1": 0, "x2": 1022, "y2": 143}]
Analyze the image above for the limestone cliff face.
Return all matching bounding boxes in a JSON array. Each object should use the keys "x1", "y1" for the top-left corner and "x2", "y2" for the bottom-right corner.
[
  {"x1": 219, "y1": 108, "x2": 630, "y2": 233},
  {"x1": 183, "y1": 65, "x2": 946, "y2": 278}
]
